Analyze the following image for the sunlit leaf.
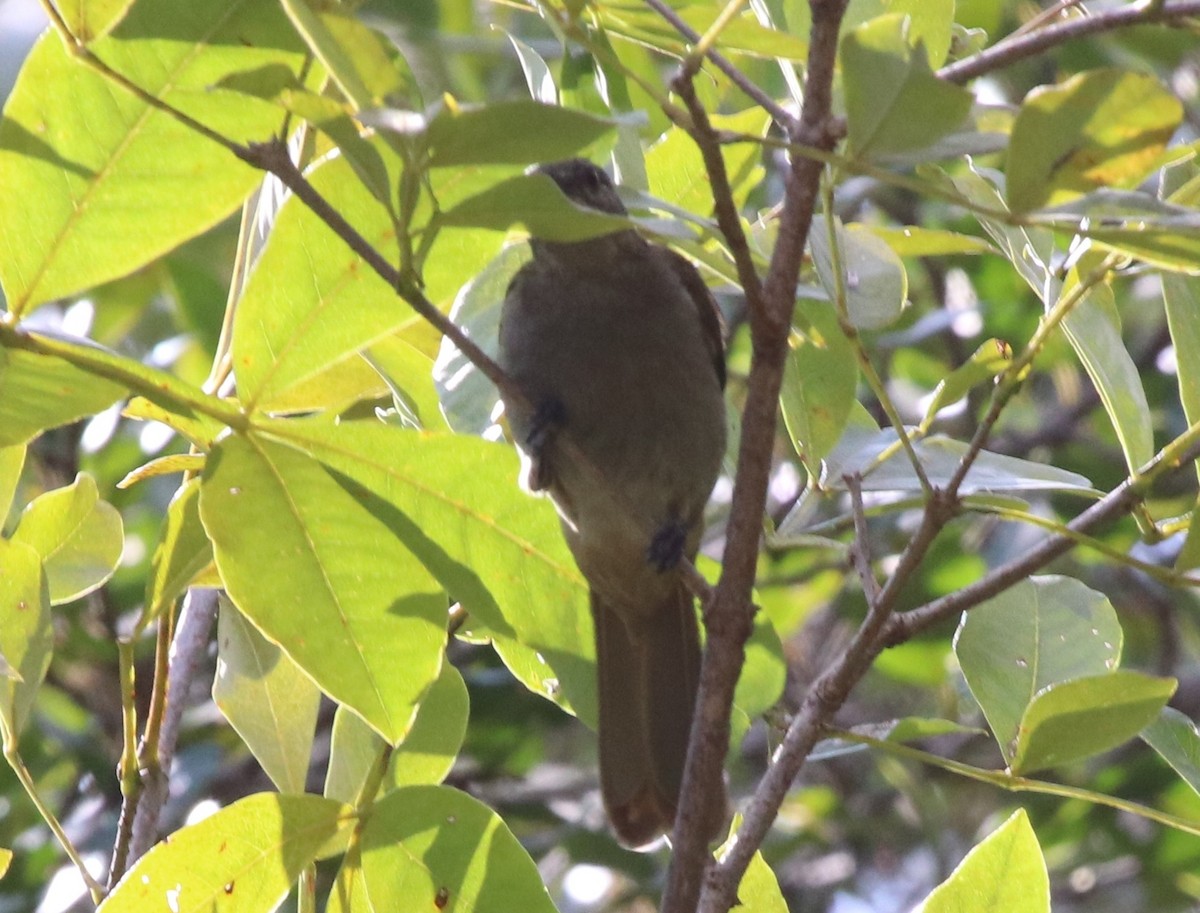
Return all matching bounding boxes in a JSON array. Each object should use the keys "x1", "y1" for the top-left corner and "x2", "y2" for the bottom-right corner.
[
  {"x1": 100, "y1": 794, "x2": 354, "y2": 912},
  {"x1": 199, "y1": 432, "x2": 446, "y2": 744},
  {"x1": 11, "y1": 472, "x2": 123, "y2": 605},
  {"x1": 0, "y1": 539, "x2": 51, "y2": 745},
  {"x1": 213, "y1": 597, "x2": 321, "y2": 793},
  {"x1": 914, "y1": 810, "x2": 1048, "y2": 913},
  {"x1": 359, "y1": 786, "x2": 557, "y2": 913},
  {"x1": 0, "y1": 345, "x2": 126, "y2": 446},
  {"x1": 1007, "y1": 69, "x2": 1182, "y2": 212},
  {"x1": 0, "y1": 0, "x2": 307, "y2": 313}
]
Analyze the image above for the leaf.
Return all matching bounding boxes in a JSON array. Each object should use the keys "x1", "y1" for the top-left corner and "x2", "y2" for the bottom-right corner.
[
  {"x1": 780, "y1": 297, "x2": 858, "y2": 472},
  {"x1": 954, "y1": 576, "x2": 1124, "y2": 762},
  {"x1": 440, "y1": 172, "x2": 631, "y2": 240},
  {"x1": 57, "y1": 0, "x2": 135, "y2": 42},
  {"x1": 387, "y1": 662, "x2": 469, "y2": 789},
  {"x1": 199, "y1": 432, "x2": 447, "y2": 744},
  {"x1": 727, "y1": 848, "x2": 786, "y2": 913},
  {"x1": 0, "y1": 539, "x2": 51, "y2": 746},
  {"x1": 1059, "y1": 268, "x2": 1153, "y2": 473},
  {"x1": 598, "y1": 3, "x2": 808, "y2": 61},
  {"x1": 117, "y1": 453, "x2": 207, "y2": 489},
  {"x1": 260, "y1": 418, "x2": 595, "y2": 724},
  {"x1": 841, "y1": 14, "x2": 972, "y2": 160},
  {"x1": 420, "y1": 99, "x2": 614, "y2": 168},
  {"x1": 869, "y1": 225, "x2": 995, "y2": 257},
  {"x1": 646, "y1": 108, "x2": 769, "y2": 216},
  {"x1": 1011, "y1": 671, "x2": 1175, "y2": 774},
  {"x1": 99, "y1": 794, "x2": 354, "y2": 912},
  {"x1": 0, "y1": 346, "x2": 126, "y2": 446},
  {"x1": 11, "y1": 473, "x2": 123, "y2": 605},
  {"x1": 913, "y1": 809, "x2": 1049, "y2": 913},
  {"x1": 1032, "y1": 189, "x2": 1200, "y2": 273},
  {"x1": 1006, "y1": 69, "x2": 1182, "y2": 212},
  {"x1": 1141, "y1": 706, "x2": 1200, "y2": 798},
  {"x1": 0, "y1": 444, "x2": 26, "y2": 523},
  {"x1": 506, "y1": 32, "x2": 557, "y2": 105},
  {"x1": 1163, "y1": 274, "x2": 1200, "y2": 483},
  {"x1": 0, "y1": 0, "x2": 307, "y2": 314},
  {"x1": 359, "y1": 786, "x2": 557, "y2": 913},
  {"x1": 922, "y1": 339, "x2": 1012, "y2": 423},
  {"x1": 141, "y1": 479, "x2": 215, "y2": 631},
  {"x1": 325, "y1": 661, "x2": 469, "y2": 803},
  {"x1": 324, "y1": 705, "x2": 385, "y2": 805},
  {"x1": 231, "y1": 154, "x2": 413, "y2": 415},
  {"x1": 213, "y1": 597, "x2": 321, "y2": 793},
  {"x1": 810, "y1": 219, "x2": 908, "y2": 330},
  {"x1": 433, "y1": 243, "x2": 527, "y2": 434},
  {"x1": 0, "y1": 846, "x2": 10, "y2": 877}
]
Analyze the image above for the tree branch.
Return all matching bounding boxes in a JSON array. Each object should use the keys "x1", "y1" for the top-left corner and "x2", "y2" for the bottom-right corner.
[
  {"x1": 661, "y1": 4, "x2": 850, "y2": 912},
  {"x1": 938, "y1": 0, "x2": 1200, "y2": 84}
]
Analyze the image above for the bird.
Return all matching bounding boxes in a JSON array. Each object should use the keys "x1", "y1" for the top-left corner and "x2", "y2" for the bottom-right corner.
[{"x1": 497, "y1": 158, "x2": 728, "y2": 847}]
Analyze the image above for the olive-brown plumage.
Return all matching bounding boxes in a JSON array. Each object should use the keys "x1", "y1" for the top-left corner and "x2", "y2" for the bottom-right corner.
[{"x1": 498, "y1": 159, "x2": 727, "y2": 847}]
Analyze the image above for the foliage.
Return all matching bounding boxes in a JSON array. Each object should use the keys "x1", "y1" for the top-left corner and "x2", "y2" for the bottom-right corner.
[{"x1": 2, "y1": 1, "x2": 1200, "y2": 912}]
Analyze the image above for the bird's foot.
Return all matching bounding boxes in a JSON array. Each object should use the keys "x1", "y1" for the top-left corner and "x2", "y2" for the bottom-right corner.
[
  {"x1": 647, "y1": 519, "x2": 688, "y2": 572},
  {"x1": 524, "y1": 397, "x2": 567, "y2": 492}
]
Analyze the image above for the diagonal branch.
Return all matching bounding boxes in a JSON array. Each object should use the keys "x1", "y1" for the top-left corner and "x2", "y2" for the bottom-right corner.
[{"x1": 938, "y1": 0, "x2": 1200, "y2": 84}]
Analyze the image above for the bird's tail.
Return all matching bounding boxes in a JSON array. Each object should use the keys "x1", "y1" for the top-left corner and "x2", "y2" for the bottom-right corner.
[{"x1": 593, "y1": 583, "x2": 726, "y2": 848}]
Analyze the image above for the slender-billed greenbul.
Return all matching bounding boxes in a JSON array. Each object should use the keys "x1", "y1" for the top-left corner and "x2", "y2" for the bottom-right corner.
[{"x1": 498, "y1": 159, "x2": 727, "y2": 847}]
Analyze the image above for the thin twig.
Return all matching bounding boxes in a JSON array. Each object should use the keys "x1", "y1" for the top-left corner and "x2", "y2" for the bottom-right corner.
[
  {"x1": 125, "y1": 589, "x2": 219, "y2": 865},
  {"x1": 643, "y1": 0, "x2": 796, "y2": 130},
  {"x1": 845, "y1": 474, "x2": 881, "y2": 605},
  {"x1": 938, "y1": 0, "x2": 1200, "y2": 84}
]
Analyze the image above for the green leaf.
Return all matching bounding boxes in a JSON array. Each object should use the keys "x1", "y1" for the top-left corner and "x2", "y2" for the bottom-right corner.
[
  {"x1": 213, "y1": 597, "x2": 321, "y2": 793},
  {"x1": 57, "y1": 0, "x2": 135, "y2": 42},
  {"x1": 11, "y1": 473, "x2": 123, "y2": 605},
  {"x1": 1011, "y1": 671, "x2": 1175, "y2": 774},
  {"x1": 887, "y1": 0, "x2": 954, "y2": 68},
  {"x1": 0, "y1": 539, "x2": 51, "y2": 746},
  {"x1": 325, "y1": 661, "x2": 469, "y2": 803},
  {"x1": 99, "y1": 794, "x2": 353, "y2": 912},
  {"x1": 440, "y1": 172, "x2": 631, "y2": 240},
  {"x1": 0, "y1": 0, "x2": 307, "y2": 314},
  {"x1": 1142, "y1": 706, "x2": 1200, "y2": 798},
  {"x1": 421, "y1": 99, "x2": 614, "y2": 168},
  {"x1": 1032, "y1": 190, "x2": 1200, "y2": 273},
  {"x1": 260, "y1": 418, "x2": 595, "y2": 724},
  {"x1": 0, "y1": 444, "x2": 26, "y2": 524},
  {"x1": 433, "y1": 243, "x2": 527, "y2": 434},
  {"x1": 598, "y1": 3, "x2": 808, "y2": 61},
  {"x1": 810, "y1": 219, "x2": 908, "y2": 330},
  {"x1": 780, "y1": 297, "x2": 858, "y2": 471},
  {"x1": 646, "y1": 108, "x2": 769, "y2": 216},
  {"x1": 1059, "y1": 267, "x2": 1153, "y2": 473},
  {"x1": 922, "y1": 339, "x2": 1012, "y2": 424},
  {"x1": 1006, "y1": 69, "x2": 1182, "y2": 212},
  {"x1": 869, "y1": 225, "x2": 995, "y2": 257},
  {"x1": 954, "y1": 576, "x2": 1123, "y2": 762},
  {"x1": 141, "y1": 479, "x2": 214, "y2": 631},
  {"x1": 730, "y1": 608, "x2": 788, "y2": 752},
  {"x1": 0, "y1": 846, "x2": 10, "y2": 878},
  {"x1": 913, "y1": 809, "x2": 1049, "y2": 913},
  {"x1": 199, "y1": 432, "x2": 447, "y2": 744},
  {"x1": 1163, "y1": 274, "x2": 1200, "y2": 481},
  {"x1": 325, "y1": 705, "x2": 385, "y2": 805},
  {"x1": 232, "y1": 155, "x2": 414, "y2": 414},
  {"x1": 387, "y1": 662, "x2": 469, "y2": 788},
  {"x1": 359, "y1": 786, "x2": 557, "y2": 913},
  {"x1": 841, "y1": 14, "x2": 972, "y2": 160},
  {"x1": 0, "y1": 346, "x2": 126, "y2": 446},
  {"x1": 731, "y1": 849, "x2": 786, "y2": 913}
]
